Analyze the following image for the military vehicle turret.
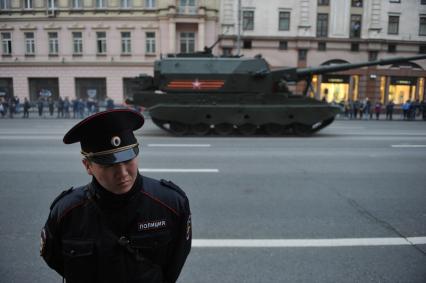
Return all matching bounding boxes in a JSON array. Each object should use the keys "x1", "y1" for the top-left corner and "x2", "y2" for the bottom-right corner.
[{"x1": 127, "y1": 52, "x2": 426, "y2": 136}]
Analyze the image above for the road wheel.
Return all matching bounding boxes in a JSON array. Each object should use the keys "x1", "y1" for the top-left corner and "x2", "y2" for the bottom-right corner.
[
  {"x1": 264, "y1": 123, "x2": 284, "y2": 136},
  {"x1": 191, "y1": 123, "x2": 210, "y2": 136},
  {"x1": 238, "y1": 124, "x2": 257, "y2": 136},
  {"x1": 170, "y1": 122, "x2": 189, "y2": 136},
  {"x1": 292, "y1": 123, "x2": 312, "y2": 136},
  {"x1": 214, "y1": 123, "x2": 234, "y2": 136}
]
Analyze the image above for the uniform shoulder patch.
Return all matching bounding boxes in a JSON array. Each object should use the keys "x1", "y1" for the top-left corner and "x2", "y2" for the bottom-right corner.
[
  {"x1": 50, "y1": 187, "x2": 74, "y2": 210},
  {"x1": 160, "y1": 179, "x2": 186, "y2": 198}
]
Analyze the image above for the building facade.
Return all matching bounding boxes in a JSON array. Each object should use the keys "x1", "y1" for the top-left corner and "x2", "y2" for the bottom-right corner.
[
  {"x1": 1, "y1": 0, "x2": 426, "y2": 106},
  {"x1": 218, "y1": 0, "x2": 426, "y2": 105},
  {"x1": 0, "y1": 0, "x2": 219, "y2": 104}
]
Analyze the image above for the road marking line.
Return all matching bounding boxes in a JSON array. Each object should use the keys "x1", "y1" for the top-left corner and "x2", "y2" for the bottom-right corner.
[
  {"x1": 139, "y1": 168, "x2": 219, "y2": 173},
  {"x1": 0, "y1": 136, "x2": 61, "y2": 140},
  {"x1": 391, "y1": 144, "x2": 426, "y2": 148},
  {"x1": 192, "y1": 237, "x2": 426, "y2": 248},
  {"x1": 147, "y1": 144, "x2": 211, "y2": 147}
]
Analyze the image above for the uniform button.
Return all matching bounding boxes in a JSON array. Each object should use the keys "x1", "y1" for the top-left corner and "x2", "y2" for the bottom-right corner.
[{"x1": 70, "y1": 249, "x2": 75, "y2": 255}]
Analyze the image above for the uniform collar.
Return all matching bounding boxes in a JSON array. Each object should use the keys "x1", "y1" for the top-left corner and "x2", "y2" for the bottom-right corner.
[{"x1": 91, "y1": 174, "x2": 142, "y2": 208}]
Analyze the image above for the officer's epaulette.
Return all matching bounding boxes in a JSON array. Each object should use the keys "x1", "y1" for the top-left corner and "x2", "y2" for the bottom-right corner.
[
  {"x1": 50, "y1": 187, "x2": 74, "y2": 210},
  {"x1": 160, "y1": 179, "x2": 187, "y2": 198}
]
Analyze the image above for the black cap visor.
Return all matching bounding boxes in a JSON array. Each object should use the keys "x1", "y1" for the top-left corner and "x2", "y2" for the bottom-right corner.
[{"x1": 87, "y1": 146, "x2": 139, "y2": 165}]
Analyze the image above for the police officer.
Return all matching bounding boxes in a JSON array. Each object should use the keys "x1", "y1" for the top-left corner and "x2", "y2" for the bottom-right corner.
[{"x1": 40, "y1": 109, "x2": 191, "y2": 283}]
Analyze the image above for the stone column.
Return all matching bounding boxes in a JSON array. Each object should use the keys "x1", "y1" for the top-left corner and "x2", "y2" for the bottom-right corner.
[
  {"x1": 169, "y1": 20, "x2": 176, "y2": 53},
  {"x1": 198, "y1": 20, "x2": 205, "y2": 51}
]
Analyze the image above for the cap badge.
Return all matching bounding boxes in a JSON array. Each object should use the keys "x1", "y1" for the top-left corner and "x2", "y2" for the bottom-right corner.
[{"x1": 111, "y1": 136, "x2": 121, "y2": 147}]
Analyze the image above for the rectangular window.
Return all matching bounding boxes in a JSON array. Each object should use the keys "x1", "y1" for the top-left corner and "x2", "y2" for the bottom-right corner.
[
  {"x1": 72, "y1": 32, "x2": 83, "y2": 54},
  {"x1": 278, "y1": 11, "x2": 290, "y2": 31},
  {"x1": 298, "y1": 49, "x2": 307, "y2": 61},
  {"x1": 422, "y1": 0, "x2": 426, "y2": 5},
  {"x1": 243, "y1": 40, "x2": 252, "y2": 49},
  {"x1": 420, "y1": 16, "x2": 426, "y2": 36},
  {"x1": 318, "y1": 0, "x2": 329, "y2": 6},
  {"x1": 72, "y1": 0, "x2": 81, "y2": 8},
  {"x1": 388, "y1": 44, "x2": 396, "y2": 53},
  {"x1": 369, "y1": 51, "x2": 378, "y2": 61},
  {"x1": 24, "y1": 0, "x2": 32, "y2": 9},
  {"x1": 279, "y1": 40, "x2": 288, "y2": 50},
  {"x1": 420, "y1": 45, "x2": 426, "y2": 54},
  {"x1": 121, "y1": 0, "x2": 131, "y2": 8},
  {"x1": 48, "y1": 32, "x2": 59, "y2": 55},
  {"x1": 180, "y1": 32, "x2": 195, "y2": 53},
  {"x1": 145, "y1": 0, "x2": 155, "y2": 8},
  {"x1": 145, "y1": 32, "x2": 156, "y2": 54},
  {"x1": 0, "y1": 0, "x2": 10, "y2": 9},
  {"x1": 243, "y1": 10, "x2": 254, "y2": 31},
  {"x1": 389, "y1": 0, "x2": 400, "y2": 3},
  {"x1": 25, "y1": 32, "x2": 35, "y2": 55},
  {"x1": 350, "y1": 14, "x2": 362, "y2": 38},
  {"x1": 351, "y1": 43, "x2": 360, "y2": 52},
  {"x1": 317, "y1": 13, "x2": 328, "y2": 37},
  {"x1": 1, "y1": 32, "x2": 12, "y2": 55},
  {"x1": 318, "y1": 42, "x2": 326, "y2": 51},
  {"x1": 96, "y1": 0, "x2": 105, "y2": 8},
  {"x1": 178, "y1": 0, "x2": 196, "y2": 14},
  {"x1": 222, "y1": 47, "x2": 232, "y2": 56},
  {"x1": 121, "y1": 32, "x2": 131, "y2": 54},
  {"x1": 388, "y1": 15, "x2": 399, "y2": 35},
  {"x1": 48, "y1": 0, "x2": 56, "y2": 9},
  {"x1": 96, "y1": 32, "x2": 107, "y2": 54},
  {"x1": 351, "y1": 0, "x2": 362, "y2": 7}
]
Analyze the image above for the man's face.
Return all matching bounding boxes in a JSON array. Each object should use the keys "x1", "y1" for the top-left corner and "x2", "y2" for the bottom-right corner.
[{"x1": 82, "y1": 157, "x2": 139, "y2": 194}]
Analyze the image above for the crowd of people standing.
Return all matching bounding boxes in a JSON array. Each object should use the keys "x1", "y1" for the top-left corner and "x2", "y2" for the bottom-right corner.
[
  {"x1": 342, "y1": 98, "x2": 426, "y2": 121},
  {"x1": 1, "y1": 96, "x2": 116, "y2": 119}
]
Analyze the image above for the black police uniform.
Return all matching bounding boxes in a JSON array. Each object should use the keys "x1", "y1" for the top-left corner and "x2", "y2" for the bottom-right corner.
[{"x1": 40, "y1": 109, "x2": 191, "y2": 283}]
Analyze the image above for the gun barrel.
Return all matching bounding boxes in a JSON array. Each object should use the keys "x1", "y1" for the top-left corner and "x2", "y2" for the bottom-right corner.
[{"x1": 295, "y1": 54, "x2": 426, "y2": 80}]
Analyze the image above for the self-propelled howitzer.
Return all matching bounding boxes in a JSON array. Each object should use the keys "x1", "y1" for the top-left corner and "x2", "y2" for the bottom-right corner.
[{"x1": 127, "y1": 54, "x2": 426, "y2": 136}]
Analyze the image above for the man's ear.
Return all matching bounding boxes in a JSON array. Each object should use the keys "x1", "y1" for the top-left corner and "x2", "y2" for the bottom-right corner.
[{"x1": 82, "y1": 158, "x2": 93, "y2": 176}]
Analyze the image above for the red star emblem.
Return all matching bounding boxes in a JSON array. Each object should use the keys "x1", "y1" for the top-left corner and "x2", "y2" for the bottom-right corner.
[{"x1": 192, "y1": 79, "x2": 202, "y2": 89}]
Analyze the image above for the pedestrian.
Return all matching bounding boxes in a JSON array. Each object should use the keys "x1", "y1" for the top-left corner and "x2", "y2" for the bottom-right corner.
[
  {"x1": 64, "y1": 97, "x2": 70, "y2": 118},
  {"x1": 374, "y1": 101, "x2": 382, "y2": 120},
  {"x1": 354, "y1": 100, "x2": 360, "y2": 119},
  {"x1": 57, "y1": 97, "x2": 64, "y2": 118},
  {"x1": 78, "y1": 98, "x2": 85, "y2": 118},
  {"x1": 421, "y1": 99, "x2": 426, "y2": 121},
  {"x1": 40, "y1": 109, "x2": 192, "y2": 282},
  {"x1": 48, "y1": 98, "x2": 54, "y2": 117},
  {"x1": 0, "y1": 100, "x2": 4, "y2": 118},
  {"x1": 8, "y1": 96, "x2": 15, "y2": 118},
  {"x1": 72, "y1": 98, "x2": 78, "y2": 118},
  {"x1": 364, "y1": 98, "x2": 371, "y2": 120},
  {"x1": 38, "y1": 98, "x2": 44, "y2": 117},
  {"x1": 402, "y1": 100, "x2": 410, "y2": 120},
  {"x1": 386, "y1": 100, "x2": 394, "y2": 120},
  {"x1": 23, "y1": 97, "x2": 31, "y2": 118},
  {"x1": 106, "y1": 97, "x2": 115, "y2": 110}
]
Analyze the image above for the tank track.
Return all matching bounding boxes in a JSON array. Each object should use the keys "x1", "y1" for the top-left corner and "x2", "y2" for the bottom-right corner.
[{"x1": 151, "y1": 117, "x2": 335, "y2": 137}]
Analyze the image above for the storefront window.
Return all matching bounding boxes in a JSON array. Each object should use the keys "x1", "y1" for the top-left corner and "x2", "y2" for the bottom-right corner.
[
  {"x1": 388, "y1": 77, "x2": 417, "y2": 104},
  {"x1": 28, "y1": 78, "x2": 59, "y2": 102},
  {"x1": 320, "y1": 75, "x2": 349, "y2": 103},
  {"x1": 419, "y1": 78, "x2": 425, "y2": 101},
  {"x1": 75, "y1": 78, "x2": 106, "y2": 101},
  {"x1": 389, "y1": 85, "x2": 415, "y2": 104}
]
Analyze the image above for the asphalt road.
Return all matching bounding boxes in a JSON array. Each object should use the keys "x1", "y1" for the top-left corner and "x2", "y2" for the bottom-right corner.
[{"x1": 0, "y1": 117, "x2": 425, "y2": 283}]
